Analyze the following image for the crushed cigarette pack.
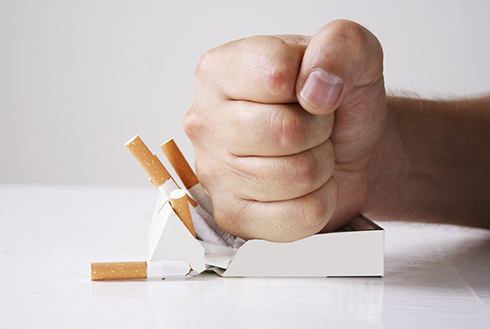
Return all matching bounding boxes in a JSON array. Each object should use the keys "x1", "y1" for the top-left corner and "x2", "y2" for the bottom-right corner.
[
  {"x1": 128, "y1": 136, "x2": 384, "y2": 278},
  {"x1": 149, "y1": 194, "x2": 384, "y2": 277}
]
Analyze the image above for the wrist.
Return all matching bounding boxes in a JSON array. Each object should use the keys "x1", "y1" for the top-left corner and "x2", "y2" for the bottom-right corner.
[
  {"x1": 363, "y1": 96, "x2": 409, "y2": 220},
  {"x1": 363, "y1": 95, "x2": 490, "y2": 227}
]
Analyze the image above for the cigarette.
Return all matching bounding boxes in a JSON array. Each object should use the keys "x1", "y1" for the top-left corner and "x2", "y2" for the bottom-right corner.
[
  {"x1": 126, "y1": 135, "x2": 182, "y2": 197},
  {"x1": 90, "y1": 261, "x2": 191, "y2": 281},
  {"x1": 160, "y1": 139, "x2": 213, "y2": 214},
  {"x1": 161, "y1": 139, "x2": 199, "y2": 189},
  {"x1": 125, "y1": 136, "x2": 229, "y2": 246},
  {"x1": 160, "y1": 139, "x2": 244, "y2": 248},
  {"x1": 169, "y1": 189, "x2": 196, "y2": 237},
  {"x1": 126, "y1": 135, "x2": 171, "y2": 187}
]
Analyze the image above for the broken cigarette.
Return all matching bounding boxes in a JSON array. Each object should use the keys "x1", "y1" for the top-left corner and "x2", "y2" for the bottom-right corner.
[
  {"x1": 126, "y1": 135, "x2": 181, "y2": 195},
  {"x1": 161, "y1": 139, "x2": 244, "y2": 248},
  {"x1": 161, "y1": 139, "x2": 199, "y2": 189},
  {"x1": 90, "y1": 261, "x2": 191, "y2": 281},
  {"x1": 91, "y1": 261, "x2": 147, "y2": 281},
  {"x1": 160, "y1": 139, "x2": 213, "y2": 214},
  {"x1": 126, "y1": 135, "x2": 171, "y2": 187},
  {"x1": 126, "y1": 135, "x2": 228, "y2": 246},
  {"x1": 170, "y1": 189, "x2": 196, "y2": 237}
]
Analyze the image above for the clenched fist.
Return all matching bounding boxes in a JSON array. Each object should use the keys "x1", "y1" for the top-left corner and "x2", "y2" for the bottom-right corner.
[{"x1": 184, "y1": 20, "x2": 386, "y2": 242}]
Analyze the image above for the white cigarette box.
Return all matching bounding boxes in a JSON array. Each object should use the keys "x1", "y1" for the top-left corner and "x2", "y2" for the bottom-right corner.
[{"x1": 148, "y1": 192, "x2": 384, "y2": 277}]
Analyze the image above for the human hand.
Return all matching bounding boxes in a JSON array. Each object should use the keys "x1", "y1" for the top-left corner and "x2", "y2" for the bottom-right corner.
[{"x1": 184, "y1": 20, "x2": 386, "y2": 242}]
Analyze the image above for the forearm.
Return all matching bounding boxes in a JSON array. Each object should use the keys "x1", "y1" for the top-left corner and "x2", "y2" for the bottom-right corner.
[{"x1": 364, "y1": 95, "x2": 490, "y2": 228}]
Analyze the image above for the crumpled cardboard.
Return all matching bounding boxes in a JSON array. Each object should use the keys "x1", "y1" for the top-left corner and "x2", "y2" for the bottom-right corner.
[{"x1": 148, "y1": 191, "x2": 384, "y2": 278}]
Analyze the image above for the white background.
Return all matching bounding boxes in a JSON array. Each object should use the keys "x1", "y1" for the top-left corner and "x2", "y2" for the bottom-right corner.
[{"x1": 1, "y1": 0, "x2": 489, "y2": 185}]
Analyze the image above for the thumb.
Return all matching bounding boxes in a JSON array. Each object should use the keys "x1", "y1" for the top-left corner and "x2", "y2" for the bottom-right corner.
[{"x1": 296, "y1": 20, "x2": 383, "y2": 115}]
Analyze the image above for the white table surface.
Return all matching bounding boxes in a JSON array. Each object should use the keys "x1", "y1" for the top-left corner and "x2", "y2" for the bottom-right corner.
[{"x1": 0, "y1": 185, "x2": 489, "y2": 329}]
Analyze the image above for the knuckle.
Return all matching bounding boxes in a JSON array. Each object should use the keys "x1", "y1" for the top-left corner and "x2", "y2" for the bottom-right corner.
[
  {"x1": 182, "y1": 109, "x2": 204, "y2": 140},
  {"x1": 268, "y1": 110, "x2": 307, "y2": 150},
  {"x1": 253, "y1": 36, "x2": 296, "y2": 96},
  {"x1": 266, "y1": 64, "x2": 294, "y2": 96},
  {"x1": 302, "y1": 194, "x2": 329, "y2": 233},
  {"x1": 195, "y1": 49, "x2": 215, "y2": 81}
]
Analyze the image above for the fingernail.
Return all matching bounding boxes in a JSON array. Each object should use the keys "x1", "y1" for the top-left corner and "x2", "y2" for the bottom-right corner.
[{"x1": 300, "y1": 69, "x2": 343, "y2": 110}]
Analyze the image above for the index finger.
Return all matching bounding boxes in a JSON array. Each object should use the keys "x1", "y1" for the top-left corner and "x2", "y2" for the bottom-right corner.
[{"x1": 195, "y1": 35, "x2": 309, "y2": 104}]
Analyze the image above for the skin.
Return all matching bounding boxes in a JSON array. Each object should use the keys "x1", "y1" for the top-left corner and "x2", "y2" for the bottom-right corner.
[
  {"x1": 184, "y1": 19, "x2": 490, "y2": 242},
  {"x1": 366, "y1": 96, "x2": 490, "y2": 228}
]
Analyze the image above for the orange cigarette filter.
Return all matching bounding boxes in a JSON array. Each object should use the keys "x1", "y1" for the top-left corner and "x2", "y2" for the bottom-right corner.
[
  {"x1": 170, "y1": 189, "x2": 196, "y2": 237},
  {"x1": 126, "y1": 135, "x2": 171, "y2": 187},
  {"x1": 91, "y1": 261, "x2": 147, "y2": 281},
  {"x1": 161, "y1": 139, "x2": 199, "y2": 189}
]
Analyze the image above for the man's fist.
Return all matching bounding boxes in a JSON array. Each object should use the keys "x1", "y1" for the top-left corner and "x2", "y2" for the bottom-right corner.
[{"x1": 184, "y1": 20, "x2": 386, "y2": 242}]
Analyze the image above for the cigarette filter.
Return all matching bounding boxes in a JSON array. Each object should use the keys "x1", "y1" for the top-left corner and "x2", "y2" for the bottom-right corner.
[
  {"x1": 161, "y1": 139, "x2": 199, "y2": 189},
  {"x1": 91, "y1": 261, "x2": 147, "y2": 281},
  {"x1": 170, "y1": 189, "x2": 196, "y2": 237},
  {"x1": 126, "y1": 135, "x2": 171, "y2": 187}
]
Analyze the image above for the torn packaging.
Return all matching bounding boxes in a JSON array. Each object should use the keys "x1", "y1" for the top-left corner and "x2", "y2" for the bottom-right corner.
[
  {"x1": 157, "y1": 174, "x2": 227, "y2": 246},
  {"x1": 150, "y1": 192, "x2": 384, "y2": 277}
]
